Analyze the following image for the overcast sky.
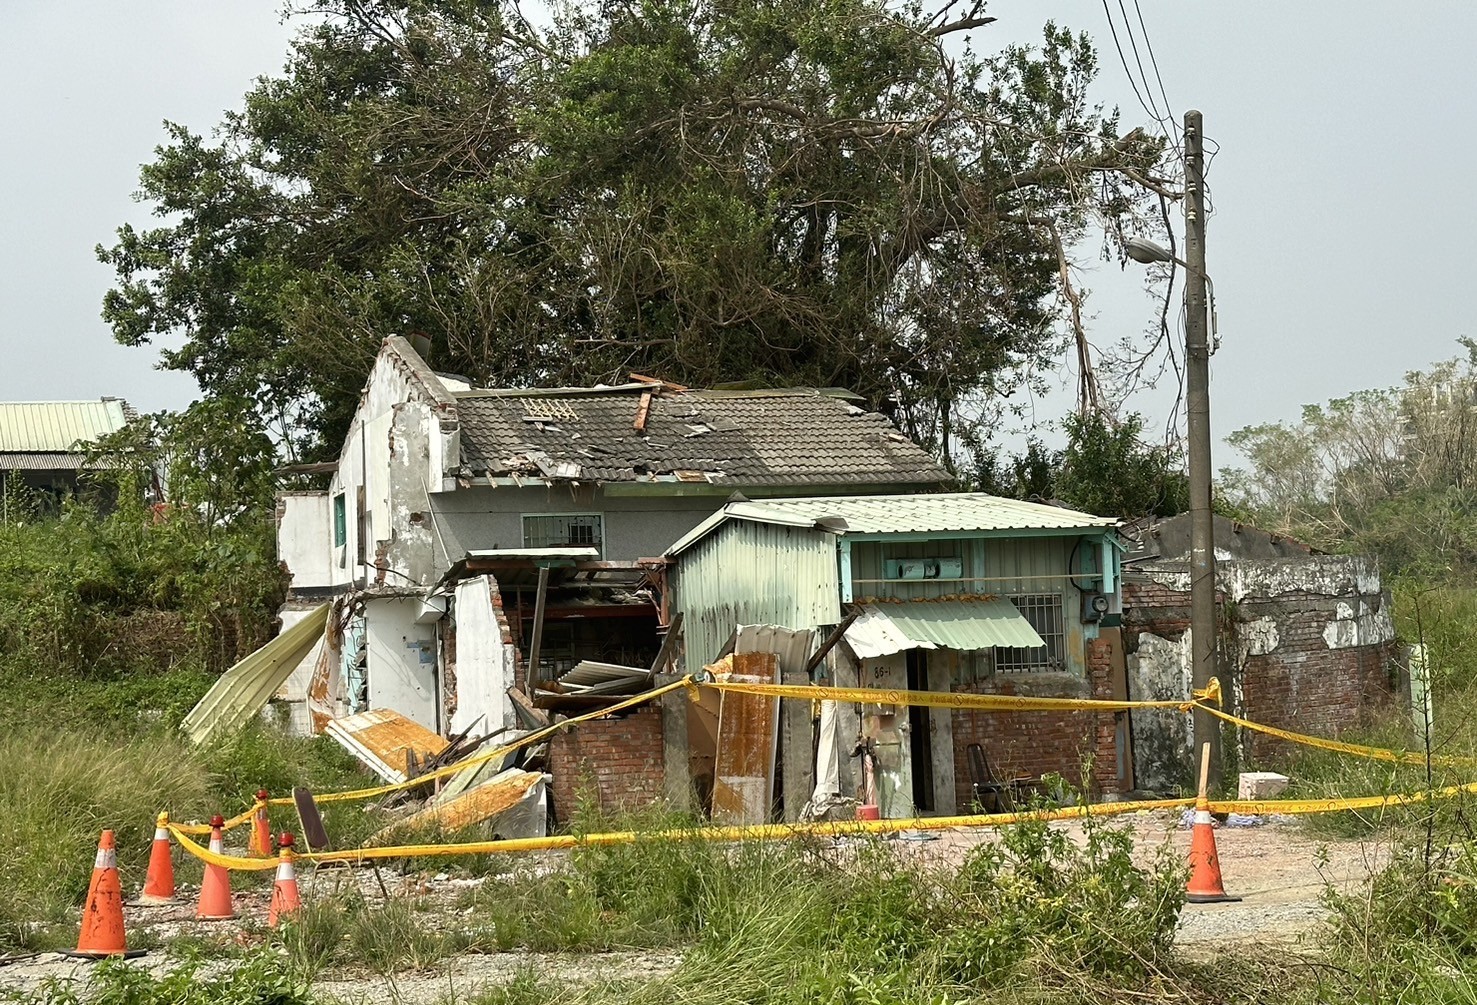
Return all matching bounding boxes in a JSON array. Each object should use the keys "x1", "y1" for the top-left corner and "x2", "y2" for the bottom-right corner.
[{"x1": 2, "y1": 2, "x2": 1473, "y2": 458}]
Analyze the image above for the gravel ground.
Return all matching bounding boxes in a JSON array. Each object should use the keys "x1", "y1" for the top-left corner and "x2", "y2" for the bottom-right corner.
[{"x1": 0, "y1": 814, "x2": 1392, "y2": 1000}]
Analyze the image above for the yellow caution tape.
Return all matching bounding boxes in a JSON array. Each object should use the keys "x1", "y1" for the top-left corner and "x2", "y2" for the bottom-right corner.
[
  {"x1": 173, "y1": 803, "x2": 261, "y2": 837},
  {"x1": 1202, "y1": 705, "x2": 1477, "y2": 769},
  {"x1": 700, "y1": 680, "x2": 1202, "y2": 714},
  {"x1": 169, "y1": 780, "x2": 1477, "y2": 872}
]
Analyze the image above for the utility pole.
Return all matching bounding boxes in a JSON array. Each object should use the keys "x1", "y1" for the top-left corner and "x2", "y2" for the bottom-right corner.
[{"x1": 1183, "y1": 110, "x2": 1219, "y2": 789}]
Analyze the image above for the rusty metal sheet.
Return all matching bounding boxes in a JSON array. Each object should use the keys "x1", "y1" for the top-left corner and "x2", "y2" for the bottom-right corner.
[
  {"x1": 324, "y1": 709, "x2": 449, "y2": 784},
  {"x1": 711, "y1": 651, "x2": 780, "y2": 825},
  {"x1": 379, "y1": 769, "x2": 545, "y2": 838}
]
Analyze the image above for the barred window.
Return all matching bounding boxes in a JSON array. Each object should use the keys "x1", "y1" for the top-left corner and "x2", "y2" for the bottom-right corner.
[
  {"x1": 996, "y1": 593, "x2": 1067, "y2": 673},
  {"x1": 522, "y1": 513, "x2": 603, "y2": 553}
]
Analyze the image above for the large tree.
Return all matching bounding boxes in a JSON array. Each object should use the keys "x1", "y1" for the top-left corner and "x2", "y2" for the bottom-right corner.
[{"x1": 101, "y1": 0, "x2": 1171, "y2": 459}]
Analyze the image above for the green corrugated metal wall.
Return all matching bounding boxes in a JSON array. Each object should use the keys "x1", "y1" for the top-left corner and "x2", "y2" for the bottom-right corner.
[{"x1": 671, "y1": 520, "x2": 842, "y2": 673}]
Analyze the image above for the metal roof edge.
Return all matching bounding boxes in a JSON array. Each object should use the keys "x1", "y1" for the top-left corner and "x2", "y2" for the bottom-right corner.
[{"x1": 664, "y1": 501, "x2": 826, "y2": 558}]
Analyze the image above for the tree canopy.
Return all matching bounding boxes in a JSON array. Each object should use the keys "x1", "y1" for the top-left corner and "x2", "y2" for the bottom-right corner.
[
  {"x1": 1222, "y1": 340, "x2": 1477, "y2": 579},
  {"x1": 101, "y1": 0, "x2": 1171, "y2": 460}
]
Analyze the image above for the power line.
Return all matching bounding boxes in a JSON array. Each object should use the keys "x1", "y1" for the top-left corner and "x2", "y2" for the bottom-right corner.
[
  {"x1": 1129, "y1": 0, "x2": 1179, "y2": 145},
  {"x1": 1100, "y1": 0, "x2": 1161, "y2": 126}
]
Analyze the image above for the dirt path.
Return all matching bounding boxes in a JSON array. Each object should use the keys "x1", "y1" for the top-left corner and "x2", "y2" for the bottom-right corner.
[{"x1": 0, "y1": 814, "x2": 1391, "y2": 1002}]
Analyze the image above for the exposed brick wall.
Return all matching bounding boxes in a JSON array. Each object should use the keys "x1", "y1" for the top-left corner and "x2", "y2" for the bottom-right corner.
[
  {"x1": 1121, "y1": 575, "x2": 1400, "y2": 773},
  {"x1": 548, "y1": 704, "x2": 665, "y2": 824},
  {"x1": 950, "y1": 637, "x2": 1120, "y2": 809}
]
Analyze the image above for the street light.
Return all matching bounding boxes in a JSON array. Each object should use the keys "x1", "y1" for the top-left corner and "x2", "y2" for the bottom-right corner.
[{"x1": 1125, "y1": 237, "x2": 1218, "y2": 345}]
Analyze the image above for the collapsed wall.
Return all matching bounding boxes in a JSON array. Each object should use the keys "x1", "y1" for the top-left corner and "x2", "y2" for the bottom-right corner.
[{"x1": 1122, "y1": 553, "x2": 1402, "y2": 791}]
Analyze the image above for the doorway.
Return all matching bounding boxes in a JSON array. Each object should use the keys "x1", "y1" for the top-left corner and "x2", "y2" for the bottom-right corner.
[{"x1": 905, "y1": 649, "x2": 934, "y2": 812}]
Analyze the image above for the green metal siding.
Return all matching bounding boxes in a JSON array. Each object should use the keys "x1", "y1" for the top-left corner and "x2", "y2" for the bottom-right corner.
[
  {"x1": 849, "y1": 535, "x2": 1078, "y2": 600},
  {"x1": 671, "y1": 521, "x2": 842, "y2": 673}
]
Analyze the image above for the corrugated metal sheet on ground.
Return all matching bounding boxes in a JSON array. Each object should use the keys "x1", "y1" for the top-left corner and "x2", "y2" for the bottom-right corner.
[
  {"x1": 323, "y1": 709, "x2": 450, "y2": 784},
  {"x1": 0, "y1": 400, "x2": 131, "y2": 452},
  {"x1": 844, "y1": 599, "x2": 1045, "y2": 659},
  {"x1": 182, "y1": 603, "x2": 330, "y2": 745}
]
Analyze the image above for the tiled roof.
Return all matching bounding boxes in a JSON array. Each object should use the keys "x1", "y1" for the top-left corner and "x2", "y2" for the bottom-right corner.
[
  {"x1": 454, "y1": 388, "x2": 951, "y2": 487},
  {"x1": 0, "y1": 399, "x2": 132, "y2": 453}
]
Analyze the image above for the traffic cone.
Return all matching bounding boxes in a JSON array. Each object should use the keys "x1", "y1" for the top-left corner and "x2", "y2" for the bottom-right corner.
[
  {"x1": 250, "y1": 790, "x2": 271, "y2": 857},
  {"x1": 195, "y1": 815, "x2": 235, "y2": 920},
  {"x1": 268, "y1": 833, "x2": 302, "y2": 927},
  {"x1": 139, "y1": 812, "x2": 175, "y2": 904},
  {"x1": 65, "y1": 830, "x2": 144, "y2": 959},
  {"x1": 1185, "y1": 741, "x2": 1239, "y2": 904}
]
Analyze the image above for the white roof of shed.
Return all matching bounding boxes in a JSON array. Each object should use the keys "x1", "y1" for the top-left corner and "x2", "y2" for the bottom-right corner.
[{"x1": 666, "y1": 492, "x2": 1117, "y2": 556}]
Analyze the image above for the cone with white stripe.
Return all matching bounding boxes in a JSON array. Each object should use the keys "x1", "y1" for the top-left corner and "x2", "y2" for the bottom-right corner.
[
  {"x1": 195, "y1": 815, "x2": 235, "y2": 920},
  {"x1": 1186, "y1": 742, "x2": 1239, "y2": 904},
  {"x1": 139, "y1": 811, "x2": 175, "y2": 904},
  {"x1": 66, "y1": 830, "x2": 143, "y2": 959},
  {"x1": 268, "y1": 833, "x2": 301, "y2": 927}
]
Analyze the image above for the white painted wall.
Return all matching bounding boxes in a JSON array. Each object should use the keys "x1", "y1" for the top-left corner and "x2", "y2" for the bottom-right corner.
[
  {"x1": 277, "y1": 493, "x2": 332, "y2": 589},
  {"x1": 365, "y1": 596, "x2": 440, "y2": 731},
  {"x1": 450, "y1": 575, "x2": 519, "y2": 737},
  {"x1": 272, "y1": 607, "x2": 326, "y2": 735}
]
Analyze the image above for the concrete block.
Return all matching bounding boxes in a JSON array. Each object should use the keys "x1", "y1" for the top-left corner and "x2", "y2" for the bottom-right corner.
[{"x1": 1238, "y1": 771, "x2": 1290, "y2": 800}]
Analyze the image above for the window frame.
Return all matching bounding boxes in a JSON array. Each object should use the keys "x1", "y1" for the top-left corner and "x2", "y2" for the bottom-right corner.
[
  {"x1": 996, "y1": 592, "x2": 1068, "y2": 674},
  {"x1": 520, "y1": 512, "x2": 604, "y2": 554},
  {"x1": 332, "y1": 493, "x2": 347, "y2": 548}
]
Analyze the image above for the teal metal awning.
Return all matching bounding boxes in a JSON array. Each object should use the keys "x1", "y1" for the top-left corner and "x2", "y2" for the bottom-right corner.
[{"x1": 844, "y1": 599, "x2": 1045, "y2": 660}]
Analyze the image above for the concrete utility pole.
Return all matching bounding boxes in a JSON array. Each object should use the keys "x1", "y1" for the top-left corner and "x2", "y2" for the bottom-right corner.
[{"x1": 1182, "y1": 110, "x2": 1219, "y2": 789}]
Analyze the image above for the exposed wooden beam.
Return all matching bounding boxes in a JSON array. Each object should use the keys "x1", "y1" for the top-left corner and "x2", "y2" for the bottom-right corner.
[
  {"x1": 805, "y1": 611, "x2": 860, "y2": 674},
  {"x1": 649, "y1": 612, "x2": 684, "y2": 675},
  {"x1": 525, "y1": 566, "x2": 550, "y2": 692}
]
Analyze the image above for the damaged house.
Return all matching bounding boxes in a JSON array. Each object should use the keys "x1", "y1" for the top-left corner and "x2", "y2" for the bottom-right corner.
[
  {"x1": 663, "y1": 493, "x2": 1130, "y2": 820},
  {"x1": 1120, "y1": 513, "x2": 1403, "y2": 791},
  {"x1": 273, "y1": 336, "x2": 951, "y2": 776}
]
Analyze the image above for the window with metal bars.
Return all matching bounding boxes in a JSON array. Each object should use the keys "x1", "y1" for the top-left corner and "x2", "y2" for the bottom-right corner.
[
  {"x1": 522, "y1": 513, "x2": 603, "y2": 553},
  {"x1": 996, "y1": 593, "x2": 1067, "y2": 673}
]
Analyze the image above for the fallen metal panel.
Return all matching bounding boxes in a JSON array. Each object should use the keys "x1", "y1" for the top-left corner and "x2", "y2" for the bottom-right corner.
[
  {"x1": 323, "y1": 708, "x2": 449, "y2": 784},
  {"x1": 182, "y1": 603, "x2": 330, "y2": 745},
  {"x1": 844, "y1": 599, "x2": 1044, "y2": 659},
  {"x1": 385, "y1": 769, "x2": 545, "y2": 836},
  {"x1": 710, "y1": 651, "x2": 781, "y2": 825}
]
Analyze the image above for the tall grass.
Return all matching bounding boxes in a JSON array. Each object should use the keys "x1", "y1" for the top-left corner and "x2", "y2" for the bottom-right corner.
[{"x1": 0, "y1": 722, "x2": 375, "y2": 952}]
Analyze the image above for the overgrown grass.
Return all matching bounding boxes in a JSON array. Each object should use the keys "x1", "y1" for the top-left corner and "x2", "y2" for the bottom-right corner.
[
  {"x1": 268, "y1": 801, "x2": 1191, "y2": 1003},
  {"x1": 0, "y1": 722, "x2": 375, "y2": 952}
]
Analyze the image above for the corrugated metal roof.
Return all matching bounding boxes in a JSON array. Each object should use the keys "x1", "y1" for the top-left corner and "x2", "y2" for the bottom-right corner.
[
  {"x1": 667, "y1": 493, "x2": 1117, "y2": 555},
  {"x1": 0, "y1": 400, "x2": 131, "y2": 453},
  {"x1": 0, "y1": 452, "x2": 87, "y2": 470},
  {"x1": 844, "y1": 599, "x2": 1045, "y2": 659}
]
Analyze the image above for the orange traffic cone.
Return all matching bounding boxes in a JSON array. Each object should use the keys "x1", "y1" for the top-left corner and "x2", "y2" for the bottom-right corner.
[
  {"x1": 195, "y1": 815, "x2": 235, "y2": 920},
  {"x1": 139, "y1": 812, "x2": 175, "y2": 904},
  {"x1": 65, "y1": 830, "x2": 144, "y2": 959},
  {"x1": 1185, "y1": 741, "x2": 1239, "y2": 904},
  {"x1": 250, "y1": 790, "x2": 271, "y2": 857},
  {"x1": 268, "y1": 833, "x2": 302, "y2": 927}
]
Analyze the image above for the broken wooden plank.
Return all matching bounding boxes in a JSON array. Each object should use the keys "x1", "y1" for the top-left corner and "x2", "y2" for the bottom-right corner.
[
  {"x1": 633, "y1": 391, "x2": 653, "y2": 433},
  {"x1": 508, "y1": 687, "x2": 552, "y2": 729}
]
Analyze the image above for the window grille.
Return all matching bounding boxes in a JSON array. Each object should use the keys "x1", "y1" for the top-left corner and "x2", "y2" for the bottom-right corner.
[
  {"x1": 996, "y1": 593, "x2": 1066, "y2": 673},
  {"x1": 522, "y1": 513, "x2": 603, "y2": 552}
]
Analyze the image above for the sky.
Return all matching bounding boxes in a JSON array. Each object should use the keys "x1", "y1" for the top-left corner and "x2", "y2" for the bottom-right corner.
[{"x1": 2, "y1": 2, "x2": 1474, "y2": 462}]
